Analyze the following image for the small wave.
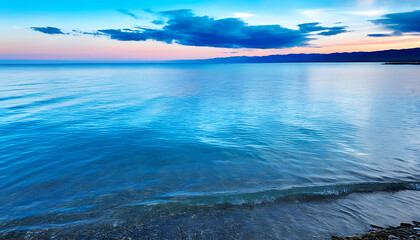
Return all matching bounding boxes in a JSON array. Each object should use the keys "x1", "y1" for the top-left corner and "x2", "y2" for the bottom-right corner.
[
  {"x1": 146, "y1": 181, "x2": 420, "y2": 207},
  {"x1": 0, "y1": 94, "x2": 38, "y2": 102},
  {"x1": 7, "y1": 95, "x2": 76, "y2": 110}
]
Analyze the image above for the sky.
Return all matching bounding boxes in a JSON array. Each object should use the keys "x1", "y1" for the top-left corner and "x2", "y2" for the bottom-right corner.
[{"x1": 1, "y1": 0, "x2": 419, "y2": 61}]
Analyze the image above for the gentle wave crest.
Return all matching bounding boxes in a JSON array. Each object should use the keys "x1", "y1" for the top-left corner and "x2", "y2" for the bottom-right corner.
[{"x1": 126, "y1": 181, "x2": 420, "y2": 207}]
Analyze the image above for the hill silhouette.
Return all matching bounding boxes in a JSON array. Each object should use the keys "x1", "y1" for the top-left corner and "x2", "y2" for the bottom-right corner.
[{"x1": 180, "y1": 48, "x2": 420, "y2": 63}]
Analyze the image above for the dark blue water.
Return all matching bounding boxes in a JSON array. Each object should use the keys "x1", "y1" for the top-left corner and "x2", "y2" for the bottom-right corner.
[{"x1": 0, "y1": 63, "x2": 419, "y2": 238}]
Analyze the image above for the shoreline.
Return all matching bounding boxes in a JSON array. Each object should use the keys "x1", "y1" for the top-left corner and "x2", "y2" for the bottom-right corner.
[
  {"x1": 384, "y1": 62, "x2": 420, "y2": 65},
  {"x1": 1, "y1": 190, "x2": 419, "y2": 239},
  {"x1": 3, "y1": 220, "x2": 419, "y2": 240},
  {"x1": 333, "y1": 221, "x2": 420, "y2": 239}
]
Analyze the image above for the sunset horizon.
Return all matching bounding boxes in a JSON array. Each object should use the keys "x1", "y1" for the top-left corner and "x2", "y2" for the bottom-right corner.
[{"x1": 1, "y1": 0, "x2": 419, "y2": 61}]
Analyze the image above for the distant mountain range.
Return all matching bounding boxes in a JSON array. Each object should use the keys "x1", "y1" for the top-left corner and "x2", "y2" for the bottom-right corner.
[
  {"x1": 178, "y1": 47, "x2": 420, "y2": 63},
  {"x1": 1, "y1": 47, "x2": 419, "y2": 64}
]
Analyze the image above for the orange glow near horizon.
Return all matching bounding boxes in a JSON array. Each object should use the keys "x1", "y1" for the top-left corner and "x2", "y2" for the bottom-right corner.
[{"x1": 0, "y1": 31, "x2": 419, "y2": 61}]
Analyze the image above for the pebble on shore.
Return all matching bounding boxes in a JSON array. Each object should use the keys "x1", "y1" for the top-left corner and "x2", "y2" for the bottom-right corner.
[{"x1": 332, "y1": 221, "x2": 420, "y2": 240}]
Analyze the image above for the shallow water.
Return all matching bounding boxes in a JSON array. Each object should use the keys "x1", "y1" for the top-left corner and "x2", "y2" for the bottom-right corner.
[{"x1": 0, "y1": 63, "x2": 419, "y2": 237}]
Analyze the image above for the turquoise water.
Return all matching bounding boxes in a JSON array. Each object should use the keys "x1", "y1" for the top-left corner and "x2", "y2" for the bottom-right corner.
[{"x1": 0, "y1": 63, "x2": 419, "y2": 238}]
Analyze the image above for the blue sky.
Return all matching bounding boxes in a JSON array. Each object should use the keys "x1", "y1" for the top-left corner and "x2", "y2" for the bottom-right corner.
[{"x1": 1, "y1": 0, "x2": 419, "y2": 60}]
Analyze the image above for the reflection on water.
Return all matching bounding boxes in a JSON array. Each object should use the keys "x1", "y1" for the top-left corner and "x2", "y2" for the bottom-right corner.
[{"x1": 0, "y1": 63, "x2": 419, "y2": 237}]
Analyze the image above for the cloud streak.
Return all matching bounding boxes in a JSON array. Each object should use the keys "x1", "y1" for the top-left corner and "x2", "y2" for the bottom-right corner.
[
  {"x1": 298, "y1": 22, "x2": 348, "y2": 36},
  {"x1": 298, "y1": 22, "x2": 328, "y2": 33},
  {"x1": 30, "y1": 26, "x2": 64, "y2": 35},
  {"x1": 318, "y1": 26, "x2": 348, "y2": 36},
  {"x1": 117, "y1": 9, "x2": 139, "y2": 19}
]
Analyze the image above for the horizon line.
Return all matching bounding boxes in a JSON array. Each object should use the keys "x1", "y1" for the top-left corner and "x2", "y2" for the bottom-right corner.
[{"x1": 1, "y1": 47, "x2": 419, "y2": 64}]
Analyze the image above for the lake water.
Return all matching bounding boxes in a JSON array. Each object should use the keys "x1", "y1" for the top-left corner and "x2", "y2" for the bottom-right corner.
[{"x1": 0, "y1": 63, "x2": 419, "y2": 239}]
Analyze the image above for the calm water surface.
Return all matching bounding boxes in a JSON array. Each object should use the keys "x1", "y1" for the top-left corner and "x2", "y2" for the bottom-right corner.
[{"x1": 0, "y1": 63, "x2": 419, "y2": 238}]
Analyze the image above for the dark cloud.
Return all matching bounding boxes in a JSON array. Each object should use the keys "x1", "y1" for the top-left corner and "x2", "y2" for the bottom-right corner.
[
  {"x1": 298, "y1": 22, "x2": 328, "y2": 33},
  {"x1": 30, "y1": 9, "x2": 349, "y2": 49},
  {"x1": 117, "y1": 9, "x2": 138, "y2": 19},
  {"x1": 318, "y1": 26, "x2": 348, "y2": 36},
  {"x1": 368, "y1": 10, "x2": 420, "y2": 37},
  {"x1": 96, "y1": 10, "x2": 347, "y2": 49},
  {"x1": 95, "y1": 10, "x2": 310, "y2": 48},
  {"x1": 298, "y1": 22, "x2": 348, "y2": 36},
  {"x1": 30, "y1": 27, "x2": 64, "y2": 35},
  {"x1": 367, "y1": 33, "x2": 394, "y2": 37},
  {"x1": 152, "y1": 20, "x2": 165, "y2": 25},
  {"x1": 136, "y1": 9, "x2": 311, "y2": 49}
]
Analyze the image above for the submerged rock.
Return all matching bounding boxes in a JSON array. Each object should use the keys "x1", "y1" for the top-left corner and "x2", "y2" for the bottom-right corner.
[
  {"x1": 401, "y1": 223, "x2": 413, "y2": 227},
  {"x1": 371, "y1": 225, "x2": 385, "y2": 230}
]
